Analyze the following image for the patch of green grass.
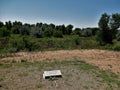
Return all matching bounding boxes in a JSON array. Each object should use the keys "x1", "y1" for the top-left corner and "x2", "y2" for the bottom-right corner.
[
  {"x1": 0, "y1": 63, "x2": 12, "y2": 68},
  {"x1": 72, "y1": 60, "x2": 97, "y2": 71},
  {"x1": 15, "y1": 60, "x2": 32, "y2": 68},
  {"x1": 98, "y1": 71, "x2": 120, "y2": 89}
]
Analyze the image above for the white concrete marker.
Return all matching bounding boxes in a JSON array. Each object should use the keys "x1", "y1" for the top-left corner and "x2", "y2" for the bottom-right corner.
[{"x1": 43, "y1": 70, "x2": 62, "y2": 79}]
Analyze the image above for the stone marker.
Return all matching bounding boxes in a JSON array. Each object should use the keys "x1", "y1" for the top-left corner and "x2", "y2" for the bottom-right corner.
[{"x1": 43, "y1": 70, "x2": 62, "y2": 79}]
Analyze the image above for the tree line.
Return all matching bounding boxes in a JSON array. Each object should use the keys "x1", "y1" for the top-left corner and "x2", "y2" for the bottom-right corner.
[
  {"x1": 0, "y1": 20, "x2": 99, "y2": 38},
  {"x1": 0, "y1": 13, "x2": 120, "y2": 46}
]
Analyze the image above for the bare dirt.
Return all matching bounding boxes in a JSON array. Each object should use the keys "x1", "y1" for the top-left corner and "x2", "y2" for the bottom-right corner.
[{"x1": 1, "y1": 49, "x2": 120, "y2": 74}]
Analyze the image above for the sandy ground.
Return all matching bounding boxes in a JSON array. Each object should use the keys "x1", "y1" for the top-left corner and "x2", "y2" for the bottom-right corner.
[{"x1": 1, "y1": 49, "x2": 120, "y2": 74}]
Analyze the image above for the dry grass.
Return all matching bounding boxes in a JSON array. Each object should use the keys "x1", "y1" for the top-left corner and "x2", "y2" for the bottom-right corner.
[{"x1": 1, "y1": 49, "x2": 120, "y2": 74}]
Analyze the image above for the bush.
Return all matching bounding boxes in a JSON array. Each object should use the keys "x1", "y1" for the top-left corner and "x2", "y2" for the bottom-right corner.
[
  {"x1": 112, "y1": 43, "x2": 120, "y2": 51},
  {"x1": 53, "y1": 30, "x2": 63, "y2": 38},
  {"x1": 0, "y1": 27, "x2": 10, "y2": 37},
  {"x1": 8, "y1": 47, "x2": 18, "y2": 53},
  {"x1": 116, "y1": 31, "x2": 120, "y2": 41},
  {"x1": 9, "y1": 35, "x2": 25, "y2": 51}
]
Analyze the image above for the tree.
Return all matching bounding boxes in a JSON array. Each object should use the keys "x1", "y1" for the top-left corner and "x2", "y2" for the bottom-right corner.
[
  {"x1": 97, "y1": 13, "x2": 112, "y2": 45},
  {"x1": 20, "y1": 25, "x2": 30, "y2": 35},
  {"x1": 53, "y1": 30, "x2": 63, "y2": 38},
  {"x1": 0, "y1": 27, "x2": 10, "y2": 37},
  {"x1": 36, "y1": 22, "x2": 42, "y2": 27},
  {"x1": 110, "y1": 13, "x2": 120, "y2": 39},
  {"x1": 97, "y1": 13, "x2": 120, "y2": 45},
  {"x1": 12, "y1": 21, "x2": 22, "y2": 34},
  {"x1": 44, "y1": 27, "x2": 53, "y2": 37},
  {"x1": 66, "y1": 24, "x2": 73, "y2": 35},
  {"x1": 0, "y1": 21, "x2": 4, "y2": 28},
  {"x1": 31, "y1": 27, "x2": 43, "y2": 38},
  {"x1": 56, "y1": 25, "x2": 66, "y2": 35},
  {"x1": 73, "y1": 28, "x2": 81, "y2": 36},
  {"x1": 5, "y1": 21, "x2": 12, "y2": 30}
]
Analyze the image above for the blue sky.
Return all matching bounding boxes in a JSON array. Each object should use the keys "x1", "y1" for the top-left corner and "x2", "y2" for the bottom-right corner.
[{"x1": 0, "y1": 0, "x2": 120, "y2": 28}]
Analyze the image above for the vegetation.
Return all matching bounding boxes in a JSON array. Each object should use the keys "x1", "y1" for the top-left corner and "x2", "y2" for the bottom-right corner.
[
  {"x1": 0, "y1": 13, "x2": 120, "y2": 52},
  {"x1": 97, "y1": 13, "x2": 120, "y2": 45}
]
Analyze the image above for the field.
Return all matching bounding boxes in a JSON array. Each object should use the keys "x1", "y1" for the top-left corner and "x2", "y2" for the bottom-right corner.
[{"x1": 0, "y1": 49, "x2": 120, "y2": 90}]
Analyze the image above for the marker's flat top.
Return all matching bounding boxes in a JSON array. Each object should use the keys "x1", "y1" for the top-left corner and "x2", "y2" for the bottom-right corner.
[{"x1": 43, "y1": 70, "x2": 62, "y2": 78}]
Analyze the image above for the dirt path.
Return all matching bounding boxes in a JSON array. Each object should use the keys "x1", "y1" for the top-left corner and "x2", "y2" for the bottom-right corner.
[{"x1": 1, "y1": 49, "x2": 120, "y2": 74}]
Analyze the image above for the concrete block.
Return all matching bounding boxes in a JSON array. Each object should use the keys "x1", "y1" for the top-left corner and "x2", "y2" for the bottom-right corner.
[{"x1": 43, "y1": 70, "x2": 62, "y2": 79}]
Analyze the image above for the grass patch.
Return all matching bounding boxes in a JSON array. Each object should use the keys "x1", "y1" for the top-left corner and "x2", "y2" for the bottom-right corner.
[
  {"x1": 71, "y1": 60, "x2": 97, "y2": 71},
  {"x1": 0, "y1": 63, "x2": 12, "y2": 68},
  {"x1": 97, "y1": 71, "x2": 120, "y2": 89}
]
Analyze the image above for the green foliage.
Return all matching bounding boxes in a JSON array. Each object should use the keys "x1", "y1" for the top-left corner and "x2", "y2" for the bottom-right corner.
[
  {"x1": 116, "y1": 31, "x2": 120, "y2": 41},
  {"x1": 5, "y1": 21, "x2": 12, "y2": 30},
  {"x1": 81, "y1": 28, "x2": 93, "y2": 37},
  {"x1": 44, "y1": 29, "x2": 53, "y2": 37},
  {"x1": 12, "y1": 21, "x2": 22, "y2": 34},
  {"x1": 53, "y1": 30, "x2": 63, "y2": 38},
  {"x1": 20, "y1": 25, "x2": 30, "y2": 35},
  {"x1": 110, "y1": 13, "x2": 120, "y2": 39},
  {"x1": 73, "y1": 28, "x2": 81, "y2": 36},
  {"x1": 0, "y1": 21, "x2": 4, "y2": 28},
  {"x1": 98, "y1": 13, "x2": 112, "y2": 45},
  {"x1": 0, "y1": 27, "x2": 10, "y2": 37},
  {"x1": 66, "y1": 24, "x2": 73, "y2": 35},
  {"x1": 0, "y1": 15, "x2": 120, "y2": 52},
  {"x1": 97, "y1": 13, "x2": 120, "y2": 45},
  {"x1": 31, "y1": 27, "x2": 43, "y2": 38},
  {"x1": 112, "y1": 42, "x2": 120, "y2": 51}
]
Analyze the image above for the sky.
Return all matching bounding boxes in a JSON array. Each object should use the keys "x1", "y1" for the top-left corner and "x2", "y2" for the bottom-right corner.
[{"x1": 0, "y1": 0, "x2": 120, "y2": 28}]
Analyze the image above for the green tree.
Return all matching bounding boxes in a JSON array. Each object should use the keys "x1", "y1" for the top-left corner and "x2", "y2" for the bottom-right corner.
[
  {"x1": 53, "y1": 30, "x2": 63, "y2": 38},
  {"x1": 66, "y1": 24, "x2": 73, "y2": 35},
  {"x1": 0, "y1": 27, "x2": 10, "y2": 37},
  {"x1": 97, "y1": 13, "x2": 112, "y2": 45},
  {"x1": 0, "y1": 21, "x2": 4, "y2": 28},
  {"x1": 97, "y1": 13, "x2": 120, "y2": 45},
  {"x1": 12, "y1": 21, "x2": 22, "y2": 34},
  {"x1": 5, "y1": 21, "x2": 12, "y2": 30},
  {"x1": 20, "y1": 25, "x2": 30, "y2": 35},
  {"x1": 110, "y1": 13, "x2": 120, "y2": 39},
  {"x1": 44, "y1": 27, "x2": 53, "y2": 37},
  {"x1": 73, "y1": 28, "x2": 81, "y2": 36}
]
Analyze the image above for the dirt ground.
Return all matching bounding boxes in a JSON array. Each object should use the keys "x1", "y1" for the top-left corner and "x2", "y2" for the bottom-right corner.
[
  {"x1": 0, "y1": 61, "x2": 115, "y2": 90},
  {"x1": 1, "y1": 49, "x2": 120, "y2": 74}
]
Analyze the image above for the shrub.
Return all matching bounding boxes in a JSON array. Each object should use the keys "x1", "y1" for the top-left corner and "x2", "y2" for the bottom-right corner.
[
  {"x1": 53, "y1": 30, "x2": 63, "y2": 38},
  {"x1": 112, "y1": 43, "x2": 120, "y2": 51},
  {"x1": 0, "y1": 27, "x2": 10, "y2": 37},
  {"x1": 116, "y1": 31, "x2": 120, "y2": 41},
  {"x1": 9, "y1": 35, "x2": 25, "y2": 51},
  {"x1": 8, "y1": 47, "x2": 18, "y2": 53}
]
